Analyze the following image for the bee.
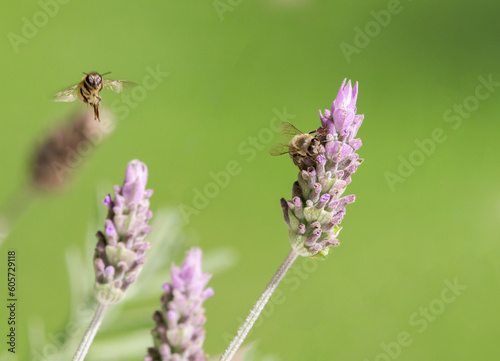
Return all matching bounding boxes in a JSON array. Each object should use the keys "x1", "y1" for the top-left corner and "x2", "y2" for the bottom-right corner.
[
  {"x1": 53, "y1": 72, "x2": 131, "y2": 122},
  {"x1": 270, "y1": 122, "x2": 326, "y2": 169}
]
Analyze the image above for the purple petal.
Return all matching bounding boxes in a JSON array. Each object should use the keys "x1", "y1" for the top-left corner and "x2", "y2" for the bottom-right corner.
[
  {"x1": 320, "y1": 193, "x2": 331, "y2": 203},
  {"x1": 105, "y1": 220, "x2": 116, "y2": 237},
  {"x1": 102, "y1": 194, "x2": 112, "y2": 206},
  {"x1": 122, "y1": 160, "x2": 148, "y2": 204},
  {"x1": 203, "y1": 287, "x2": 214, "y2": 299}
]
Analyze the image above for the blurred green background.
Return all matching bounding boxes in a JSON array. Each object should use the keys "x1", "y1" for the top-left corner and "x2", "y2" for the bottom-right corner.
[{"x1": 1, "y1": 0, "x2": 500, "y2": 360}]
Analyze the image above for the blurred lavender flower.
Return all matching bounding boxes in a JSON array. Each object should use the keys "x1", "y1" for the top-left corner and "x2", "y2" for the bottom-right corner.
[
  {"x1": 94, "y1": 160, "x2": 153, "y2": 304},
  {"x1": 0, "y1": 110, "x2": 114, "y2": 247},
  {"x1": 146, "y1": 247, "x2": 214, "y2": 361},
  {"x1": 31, "y1": 108, "x2": 114, "y2": 191},
  {"x1": 280, "y1": 79, "x2": 363, "y2": 258}
]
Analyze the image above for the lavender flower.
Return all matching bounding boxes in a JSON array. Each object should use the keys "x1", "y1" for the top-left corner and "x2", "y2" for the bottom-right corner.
[
  {"x1": 31, "y1": 109, "x2": 114, "y2": 191},
  {"x1": 94, "y1": 160, "x2": 153, "y2": 304},
  {"x1": 280, "y1": 79, "x2": 363, "y2": 258},
  {"x1": 146, "y1": 247, "x2": 214, "y2": 361}
]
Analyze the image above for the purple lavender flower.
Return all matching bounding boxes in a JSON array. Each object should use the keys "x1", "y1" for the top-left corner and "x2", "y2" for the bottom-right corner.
[
  {"x1": 281, "y1": 79, "x2": 363, "y2": 258},
  {"x1": 94, "y1": 160, "x2": 153, "y2": 304},
  {"x1": 146, "y1": 247, "x2": 214, "y2": 361}
]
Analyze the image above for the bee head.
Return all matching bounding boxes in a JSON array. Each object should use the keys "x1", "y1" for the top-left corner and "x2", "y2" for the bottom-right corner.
[{"x1": 85, "y1": 72, "x2": 102, "y2": 86}]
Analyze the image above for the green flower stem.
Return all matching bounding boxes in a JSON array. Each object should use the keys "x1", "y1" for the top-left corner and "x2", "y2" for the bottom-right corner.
[
  {"x1": 72, "y1": 302, "x2": 108, "y2": 361},
  {"x1": 0, "y1": 186, "x2": 34, "y2": 247},
  {"x1": 220, "y1": 248, "x2": 299, "y2": 361}
]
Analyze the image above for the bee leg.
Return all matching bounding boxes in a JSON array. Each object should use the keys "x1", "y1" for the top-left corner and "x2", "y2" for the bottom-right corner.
[
  {"x1": 93, "y1": 104, "x2": 100, "y2": 122},
  {"x1": 95, "y1": 96, "x2": 102, "y2": 122}
]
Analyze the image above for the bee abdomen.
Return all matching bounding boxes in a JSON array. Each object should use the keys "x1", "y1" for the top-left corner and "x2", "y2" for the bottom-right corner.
[
  {"x1": 83, "y1": 78, "x2": 93, "y2": 93},
  {"x1": 79, "y1": 86, "x2": 89, "y2": 103}
]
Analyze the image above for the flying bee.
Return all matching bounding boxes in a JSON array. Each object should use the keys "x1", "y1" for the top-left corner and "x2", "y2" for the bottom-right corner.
[
  {"x1": 53, "y1": 72, "x2": 132, "y2": 122},
  {"x1": 270, "y1": 122, "x2": 326, "y2": 169}
]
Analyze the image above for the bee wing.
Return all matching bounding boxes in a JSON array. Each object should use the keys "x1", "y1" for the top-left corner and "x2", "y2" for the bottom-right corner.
[
  {"x1": 269, "y1": 142, "x2": 291, "y2": 156},
  {"x1": 279, "y1": 122, "x2": 304, "y2": 137},
  {"x1": 102, "y1": 79, "x2": 135, "y2": 93},
  {"x1": 53, "y1": 84, "x2": 79, "y2": 102}
]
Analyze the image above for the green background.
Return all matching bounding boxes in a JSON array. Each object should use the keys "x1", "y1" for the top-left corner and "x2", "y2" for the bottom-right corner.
[{"x1": 1, "y1": 0, "x2": 499, "y2": 360}]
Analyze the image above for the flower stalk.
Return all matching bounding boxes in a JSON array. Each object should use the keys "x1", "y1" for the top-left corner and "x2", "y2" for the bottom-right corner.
[
  {"x1": 281, "y1": 78, "x2": 363, "y2": 258},
  {"x1": 219, "y1": 249, "x2": 299, "y2": 361},
  {"x1": 146, "y1": 247, "x2": 214, "y2": 361},
  {"x1": 72, "y1": 159, "x2": 153, "y2": 361},
  {"x1": 93, "y1": 160, "x2": 153, "y2": 304},
  {"x1": 1, "y1": 109, "x2": 114, "y2": 248},
  {"x1": 72, "y1": 303, "x2": 108, "y2": 361},
  {"x1": 220, "y1": 78, "x2": 364, "y2": 360}
]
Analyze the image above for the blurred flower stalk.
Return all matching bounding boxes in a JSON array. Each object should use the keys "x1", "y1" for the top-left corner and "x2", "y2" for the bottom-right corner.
[
  {"x1": 73, "y1": 159, "x2": 153, "y2": 361},
  {"x1": 0, "y1": 109, "x2": 114, "y2": 248},
  {"x1": 220, "y1": 79, "x2": 364, "y2": 361}
]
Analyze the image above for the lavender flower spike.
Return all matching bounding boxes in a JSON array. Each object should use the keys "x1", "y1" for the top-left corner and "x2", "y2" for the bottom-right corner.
[
  {"x1": 94, "y1": 159, "x2": 153, "y2": 305},
  {"x1": 282, "y1": 79, "x2": 363, "y2": 258},
  {"x1": 146, "y1": 247, "x2": 214, "y2": 361}
]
